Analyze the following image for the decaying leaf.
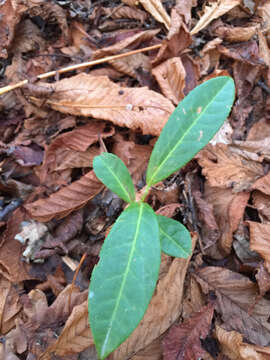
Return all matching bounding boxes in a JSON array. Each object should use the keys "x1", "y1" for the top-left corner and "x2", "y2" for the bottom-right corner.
[
  {"x1": 215, "y1": 325, "x2": 270, "y2": 360},
  {"x1": 191, "y1": 0, "x2": 241, "y2": 35},
  {"x1": 24, "y1": 170, "x2": 103, "y2": 222},
  {"x1": 204, "y1": 185, "x2": 249, "y2": 253},
  {"x1": 92, "y1": 29, "x2": 160, "y2": 59},
  {"x1": 31, "y1": 73, "x2": 174, "y2": 136},
  {"x1": 152, "y1": 57, "x2": 186, "y2": 105},
  {"x1": 139, "y1": 0, "x2": 170, "y2": 30},
  {"x1": 44, "y1": 300, "x2": 93, "y2": 357},
  {"x1": 194, "y1": 267, "x2": 270, "y2": 346},
  {"x1": 197, "y1": 144, "x2": 264, "y2": 192},
  {"x1": 247, "y1": 221, "x2": 270, "y2": 273},
  {"x1": 162, "y1": 304, "x2": 214, "y2": 360},
  {"x1": 0, "y1": 277, "x2": 22, "y2": 334}
]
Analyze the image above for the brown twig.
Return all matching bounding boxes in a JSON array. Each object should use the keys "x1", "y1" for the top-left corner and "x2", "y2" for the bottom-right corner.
[
  {"x1": 68, "y1": 253, "x2": 87, "y2": 312},
  {"x1": 0, "y1": 44, "x2": 162, "y2": 96}
]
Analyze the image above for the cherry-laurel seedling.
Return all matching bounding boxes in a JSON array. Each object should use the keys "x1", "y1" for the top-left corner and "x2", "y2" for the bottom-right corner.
[{"x1": 88, "y1": 76, "x2": 235, "y2": 359}]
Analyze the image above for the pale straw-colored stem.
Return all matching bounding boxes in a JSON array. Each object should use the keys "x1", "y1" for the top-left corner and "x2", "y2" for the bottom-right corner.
[{"x1": 0, "y1": 44, "x2": 162, "y2": 96}]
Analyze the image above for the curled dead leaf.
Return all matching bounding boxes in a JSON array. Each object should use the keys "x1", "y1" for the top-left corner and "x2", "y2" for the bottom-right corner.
[
  {"x1": 152, "y1": 57, "x2": 186, "y2": 105},
  {"x1": 24, "y1": 170, "x2": 103, "y2": 222},
  {"x1": 215, "y1": 325, "x2": 270, "y2": 360}
]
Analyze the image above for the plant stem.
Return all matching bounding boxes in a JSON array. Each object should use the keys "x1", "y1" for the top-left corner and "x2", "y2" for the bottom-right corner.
[{"x1": 139, "y1": 184, "x2": 151, "y2": 202}]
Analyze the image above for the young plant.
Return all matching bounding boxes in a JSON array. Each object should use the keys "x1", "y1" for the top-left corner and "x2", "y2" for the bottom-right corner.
[{"x1": 88, "y1": 76, "x2": 235, "y2": 359}]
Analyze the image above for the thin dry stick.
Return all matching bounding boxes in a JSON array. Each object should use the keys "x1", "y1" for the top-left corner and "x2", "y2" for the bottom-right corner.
[
  {"x1": 68, "y1": 253, "x2": 87, "y2": 312},
  {"x1": 0, "y1": 44, "x2": 162, "y2": 96}
]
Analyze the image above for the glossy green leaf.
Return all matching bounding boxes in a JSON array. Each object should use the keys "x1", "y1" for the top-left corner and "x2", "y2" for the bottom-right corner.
[
  {"x1": 93, "y1": 153, "x2": 135, "y2": 203},
  {"x1": 157, "y1": 215, "x2": 191, "y2": 258},
  {"x1": 89, "y1": 202, "x2": 160, "y2": 359},
  {"x1": 146, "y1": 76, "x2": 235, "y2": 186}
]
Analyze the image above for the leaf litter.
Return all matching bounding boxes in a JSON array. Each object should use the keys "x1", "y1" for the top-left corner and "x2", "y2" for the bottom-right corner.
[{"x1": 1, "y1": 0, "x2": 270, "y2": 359}]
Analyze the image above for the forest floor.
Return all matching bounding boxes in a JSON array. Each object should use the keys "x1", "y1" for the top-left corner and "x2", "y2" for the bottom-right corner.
[{"x1": 0, "y1": 0, "x2": 270, "y2": 359}]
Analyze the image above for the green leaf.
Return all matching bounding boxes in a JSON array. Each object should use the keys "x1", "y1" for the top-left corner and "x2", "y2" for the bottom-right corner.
[
  {"x1": 146, "y1": 76, "x2": 235, "y2": 186},
  {"x1": 157, "y1": 215, "x2": 191, "y2": 258},
  {"x1": 89, "y1": 202, "x2": 160, "y2": 359},
  {"x1": 93, "y1": 153, "x2": 135, "y2": 203}
]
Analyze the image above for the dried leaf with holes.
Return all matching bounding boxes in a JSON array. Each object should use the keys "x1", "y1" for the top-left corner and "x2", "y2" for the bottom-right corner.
[
  {"x1": 197, "y1": 144, "x2": 264, "y2": 192},
  {"x1": 31, "y1": 73, "x2": 174, "y2": 136}
]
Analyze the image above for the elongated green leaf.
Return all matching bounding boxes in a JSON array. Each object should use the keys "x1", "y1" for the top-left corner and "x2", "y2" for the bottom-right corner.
[
  {"x1": 89, "y1": 202, "x2": 160, "y2": 359},
  {"x1": 157, "y1": 215, "x2": 191, "y2": 258},
  {"x1": 93, "y1": 153, "x2": 135, "y2": 203},
  {"x1": 146, "y1": 76, "x2": 235, "y2": 186}
]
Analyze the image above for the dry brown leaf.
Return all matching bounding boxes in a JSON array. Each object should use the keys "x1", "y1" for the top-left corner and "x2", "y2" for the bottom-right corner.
[
  {"x1": 45, "y1": 300, "x2": 93, "y2": 357},
  {"x1": 112, "y1": 137, "x2": 152, "y2": 185},
  {"x1": 105, "y1": 5, "x2": 148, "y2": 22},
  {"x1": 194, "y1": 266, "x2": 270, "y2": 346},
  {"x1": 0, "y1": 209, "x2": 32, "y2": 282},
  {"x1": 121, "y1": 0, "x2": 139, "y2": 7},
  {"x1": 39, "y1": 122, "x2": 113, "y2": 179},
  {"x1": 139, "y1": 0, "x2": 170, "y2": 29},
  {"x1": 252, "y1": 191, "x2": 270, "y2": 223},
  {"x1": 191, "y1": 0, "x2": 241, "y2": 35},
  {"x1": 230, "y1": 138, "x2": 270, "y2": 162},
  {"x1": 215, "y1": 325, "x2": 270, "y2": 360},
  {"x1": 247, "y1": 221, "x2": 270, "y2": 273},
  {"x1": 110, "y1": 52, "x2": 151, "y2": 78},
  {"x1": 153, "y1": 9, "x2": 192, "y2": 65},
  {"x1": 257, "y1": 2, "x2": 270, "y2": 37},
  {"x1": 131, "y1": 338, "x2": 163, "y2": 360},
  {"x1": 197, "y1": 144, "x2": 264, "y2": 192},
  {"x1": 93, "y1": 29, "x2": 160, "y2": 59},
  {"x1": 111, "y1": 234, "x2": 197, "y2": 359},
  {"x1": 152, "y1": 57, "x2": 186, "y2": 105},
  {"x1": 24, "y1": 170, "x2": 103, "y2": 222},
  {"x1": 0, "y1": 0, "x2": 27, "y2": 57},
  {"x1": 175, "y1": 0, "x2": 197, "y2": 24},
  {"x1": 162, "y1": 304, "x2": 214, "y2": 360},
  {"x1": 204, "y1": 185, "x2": 249, "y2": 253},
  {"x1": 0, "y1": 277, "x2": 22, "y2": 334},
  {"x1": 252, "y1": 172, "x2": 270, "y2": 196},
  {"x1": 192, "y1": 189, "x2": 220, "y2": 249},
  {"x1": 33, "y1": 73, "x2": 174, "y2": 136},
  {"x1": 182, "y1": 276, "x2": 205, "y2": 320},
  {"x1": 256, "y1": 263, "x2": 270, "y2": 297},
  {"x1": 213, "y1": 24, "x2": 258, "y2": 43}
]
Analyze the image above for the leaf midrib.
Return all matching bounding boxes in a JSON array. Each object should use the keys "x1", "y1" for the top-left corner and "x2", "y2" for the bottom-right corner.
[
  {"x1": 101, "y1": 156, "x2": 134, "y2": 202},
  {"x1": 148, "y1": 80, "x2": 229, "y2": 185},
  {"x1": 101, "y1": 203, "x2": 143, "y2": 358}
]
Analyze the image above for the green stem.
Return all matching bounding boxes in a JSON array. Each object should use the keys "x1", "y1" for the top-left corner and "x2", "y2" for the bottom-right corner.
[{"x1": 140, "y1": 184, "x2": 151, "y2": 202}]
